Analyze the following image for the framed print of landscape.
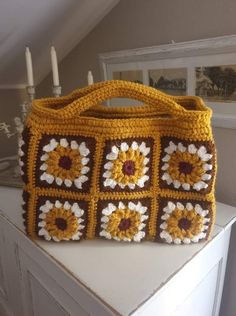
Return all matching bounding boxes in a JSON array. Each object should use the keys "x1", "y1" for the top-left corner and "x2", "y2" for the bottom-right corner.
[
  {"x1": 100, "y1": 34, "x2": 236, "y2": 129},
  {"x1": 149, "y1": 68, "x2": 187, "y2": 96},
  {"x1": 195, "y1": 65, "x2": 236, "y2": 102}
]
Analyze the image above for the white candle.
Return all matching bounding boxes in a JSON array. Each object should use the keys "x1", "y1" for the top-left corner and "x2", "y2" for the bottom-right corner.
[
  {"x1": 50, "y1": 46, "x2": 60, "y2": 86},
  {"x1": 87, "y1": 70, "x2": 94, "y2": 85},
  {"x1": 25, "y1": 47, "x2": 34, "y2": 86}
]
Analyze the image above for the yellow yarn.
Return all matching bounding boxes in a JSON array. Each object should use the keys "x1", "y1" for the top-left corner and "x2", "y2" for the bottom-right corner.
[{"x1": 20, "y1": 80, "x2": 216, "y2": 244}]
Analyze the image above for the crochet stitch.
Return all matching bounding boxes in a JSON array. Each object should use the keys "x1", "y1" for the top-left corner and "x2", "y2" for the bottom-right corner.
[{"x1": 20, "y1": 80, "x2": 216, "y2": 244}]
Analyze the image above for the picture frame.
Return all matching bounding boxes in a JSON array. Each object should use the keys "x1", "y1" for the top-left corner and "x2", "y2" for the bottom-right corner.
[{"x1": 99, "y1": 34, "x2": 236, "y2": 129}]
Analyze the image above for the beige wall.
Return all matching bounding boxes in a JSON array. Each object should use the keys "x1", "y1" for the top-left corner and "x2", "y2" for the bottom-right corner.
[{"x1": 38, "y1": 1, "x2": 236, "y2": 315}]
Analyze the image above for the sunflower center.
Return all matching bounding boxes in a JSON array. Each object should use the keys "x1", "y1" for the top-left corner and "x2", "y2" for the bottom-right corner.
[
  {"x1": 179, "y1": 161, "x2": 193, "y2": 174},
  {"x1": 122, "y1": 160, "x2": 135, "y2": 175},
  {"x1": 55, "y1": 217, "x2": 67, "y2": 231},
  {"x1": 178, "y1": 218, "x2": 191, "y2": 230},
  {"x1": 118, "y1": 218, "x2": 131, "y2": 231},
  {"x1": 58, "y1": 156, "x2": 72, "y2": 170}
]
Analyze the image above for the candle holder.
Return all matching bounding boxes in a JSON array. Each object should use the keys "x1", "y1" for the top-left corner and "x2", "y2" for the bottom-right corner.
[
  {"x1": 26, "y1": 85, "x2": 36, "y2": 102},
  {"x1": 52, "y1": 85, "x2": 62, "y2": 97}
]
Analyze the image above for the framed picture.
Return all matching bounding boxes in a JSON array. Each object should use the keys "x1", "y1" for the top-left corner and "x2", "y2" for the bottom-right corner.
[
  {"x1": 195, "y1": 65, "x2": 236, "y2": 102},
  {"x1": 99, "y1": 34, "x2": 236, "y2": 129},
  {"x1": 149, "y1": 68, "x2": 187, "y2": 96}
]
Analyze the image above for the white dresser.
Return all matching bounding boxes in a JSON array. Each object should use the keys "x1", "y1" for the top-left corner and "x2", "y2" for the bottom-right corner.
[{"x1": 0, "y1": 186, "x2": 235, "y2": 316}]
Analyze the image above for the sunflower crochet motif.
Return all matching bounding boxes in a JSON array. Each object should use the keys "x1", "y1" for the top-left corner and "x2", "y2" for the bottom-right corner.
[
  {"x1": 99, "y1": 201, "x2": 148, "y2": 242},
  {"x1": 38, "y1": 200, "x2": 85, "y2": 241},
  {"x1": 103, "y1": 141, "x2": 150, "y2": 189},
  {"x1": 161, "y1": 141, "x2": 213, "y2": 191},
  {"x1": 160, "y1": 201, "x2": 210, "y2": 244},
  {"x1": 40, "y1": 138, "x2": 90, "y2": 189}
]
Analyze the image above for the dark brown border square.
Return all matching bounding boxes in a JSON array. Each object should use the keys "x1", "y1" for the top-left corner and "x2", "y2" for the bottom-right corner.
[
  {"x1": 35, "y1": 195, "x2": 88, "y2": 241},
  {"x1": 35, "y1": 134, "x2": 96, "y2": 193},
  {"x1": 156, "y1": 196, "x2": 213, "y2": 244},
  {"x1": 159, "y1": 136, "x2": 216, "y2": 194},
  {"x1": 95, "y1": 198, "x2": 151, "y2": 241},
  {"x1": 99, "y1": 137, "x2": 154, "y2": 193}
]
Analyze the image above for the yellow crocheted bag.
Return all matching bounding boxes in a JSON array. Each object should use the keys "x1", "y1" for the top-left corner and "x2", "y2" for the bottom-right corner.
[{"x1": 20, "y1": 80, "x2": 216, "y2": 244}]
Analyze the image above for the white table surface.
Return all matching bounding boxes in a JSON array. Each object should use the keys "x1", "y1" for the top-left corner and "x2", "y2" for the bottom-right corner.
[{"x1": 0, "y1": 186, "x2": 235, "y2": 315}]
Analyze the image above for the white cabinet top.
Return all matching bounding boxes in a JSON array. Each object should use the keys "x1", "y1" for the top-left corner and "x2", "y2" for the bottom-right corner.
[{"x1": 0, "y1": 186, "x2": 235, "y2": 315}]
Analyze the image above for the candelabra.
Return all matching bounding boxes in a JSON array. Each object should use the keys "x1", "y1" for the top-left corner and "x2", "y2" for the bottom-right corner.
[
  {"x1": 2, "y1": 86, "x2": 35, "y2": 139},
  {"x1": 0, "y1": 86, "x2": 35, "y2": 179}
]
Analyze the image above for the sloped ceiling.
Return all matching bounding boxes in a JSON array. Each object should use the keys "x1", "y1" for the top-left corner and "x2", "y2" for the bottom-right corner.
[{"x1": 0, "y1": 0, "x2": 119, "y2": 87}]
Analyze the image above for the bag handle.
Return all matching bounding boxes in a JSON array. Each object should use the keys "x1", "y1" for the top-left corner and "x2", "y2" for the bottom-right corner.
[
  {"x1": 33, "y1": 80, "x2": 205, "y2": 120},
  {"x1": 69, "y1": 80, "x2": 186, "y2": 118}
]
